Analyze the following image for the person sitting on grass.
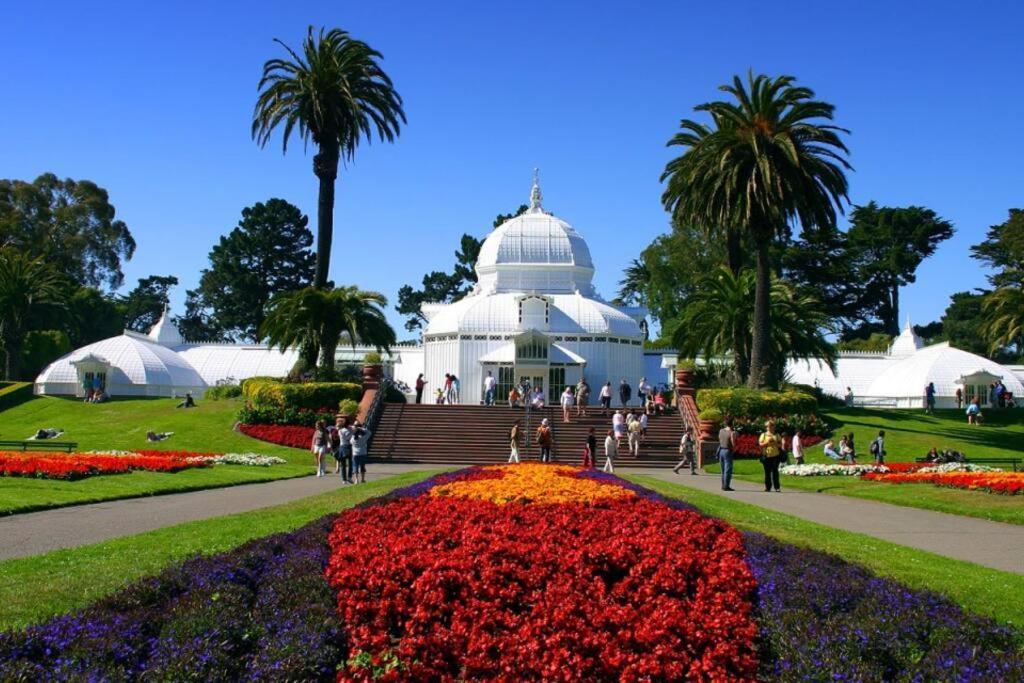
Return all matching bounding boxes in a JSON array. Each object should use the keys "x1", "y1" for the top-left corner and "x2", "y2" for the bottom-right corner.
[
  {"x1": 924, "y1": 447, "x2": 940, "y2": 462},
  {"x1": 176, "y1": 392, "x2": 196, "y2": 409},
  {"x1": 146, "y1": 431, "x2": 173, "y2": 442},
  {"x1": 822, "y1": 438, "x2": 841, "y2": 460},
  {"x1": 966, "y1": 398, "x2": 984, "y2": 424}
]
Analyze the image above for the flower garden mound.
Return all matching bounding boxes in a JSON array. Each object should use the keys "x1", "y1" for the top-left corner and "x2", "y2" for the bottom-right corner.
[
  {"x1": 2, "y1": 465, "x2": 1022, "y2": 681},
  {"x1": 0, "y1": 449, "x2": 287, "y2": 480},
  {"x1": 862, "y1": 470, "x2": 1024, "y2": 495}
]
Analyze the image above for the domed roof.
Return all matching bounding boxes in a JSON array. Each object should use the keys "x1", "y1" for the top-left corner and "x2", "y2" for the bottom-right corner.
[
  {"x1": 865, "y1": 342, "x2": 1024, "y2": 398},
  {"x1": 474, "y1": 171, "x2": 595, "y2": 295},
  {"x1": 36, "y1": 332, "x2": 206, "y2": 391},
  {"x1": 423, "y1": 293, "x2": 641, "y2": 337}
]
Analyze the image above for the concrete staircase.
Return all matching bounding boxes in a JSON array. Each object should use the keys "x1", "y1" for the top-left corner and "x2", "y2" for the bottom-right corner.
[{"x1": 368, "y1": 403, "x2": 684, "y2": 467}]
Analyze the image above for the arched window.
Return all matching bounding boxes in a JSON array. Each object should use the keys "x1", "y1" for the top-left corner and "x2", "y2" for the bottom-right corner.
[{"x1": 516, "y1": 335, "x2": 548, "y2": 361}]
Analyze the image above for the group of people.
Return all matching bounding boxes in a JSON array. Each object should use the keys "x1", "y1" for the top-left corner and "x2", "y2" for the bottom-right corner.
[
  {"x1": 822, "y1": 430, "x2": 886, "y2": 465},
  {"x1": 610, "y1": 409, "x2": 648, "y2": 456},
  {"x1": 504, "y1": 419, "x2": 624, "y2": 474},
  {"x1": 311, "y1": 417, "x2": 371, "y2": 483}
]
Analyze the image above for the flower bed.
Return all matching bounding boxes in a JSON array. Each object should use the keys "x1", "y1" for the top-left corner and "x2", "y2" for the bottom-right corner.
[
  {"x1": 781, "y1": 463, "x2": 890, "y2": 476},
  {"x1": 731, "y1": 432, "x2": 823, "y2": 457},
  {"x1": 238, "y1": 423, "x2": 313, "y2": 449},
  {"x1": 0, "y1": 451, "x2": 210, "y2": 480},
  {"x1": 862, "y1": 470, "x2": 1024, "y2": 495},
  {"x1": 2, "y1": 466, "x2": 1022, "y2": 680}
]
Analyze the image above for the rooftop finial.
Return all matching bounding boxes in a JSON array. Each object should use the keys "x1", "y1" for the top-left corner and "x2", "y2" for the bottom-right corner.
[{"x1": 529, "y1": 167, "x2": 543, "y2": 212}]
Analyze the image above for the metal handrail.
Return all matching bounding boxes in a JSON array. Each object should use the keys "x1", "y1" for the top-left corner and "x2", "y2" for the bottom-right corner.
[{"x1": 363, "y1": 378, "x2": 392, "y2": 447}]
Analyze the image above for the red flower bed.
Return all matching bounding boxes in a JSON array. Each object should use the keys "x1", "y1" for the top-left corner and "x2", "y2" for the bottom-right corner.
[
  {"x1": 0, "y1": 451, "x2": 210, "y2": 481},
  {"x1": 862, "y1": 470, "x2": 1024, "y2": 495},
  {"x1": 326, "y1": 493, "x2": 758, "y2": 681},
  {"x1": 731, "y1": 433, "x2": 822, "y2": 457},
  {"x1": 238, "y1": 423, "x2": 312, "y2": 450}
]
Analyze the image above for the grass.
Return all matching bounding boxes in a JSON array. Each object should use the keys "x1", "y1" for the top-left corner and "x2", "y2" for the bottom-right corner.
[
  {"x1": 0, "y1": 470, "x2": 435, "y2": 631},
  {"x1": 709, "y1": 407, "x2": 1024, "y2": 525},
  {"x1": 628, "y1": 475, "x2": 1024, "y2": 628},
  {"x1": 0, "y1": 396, "x2": 311, "y2": 515}
]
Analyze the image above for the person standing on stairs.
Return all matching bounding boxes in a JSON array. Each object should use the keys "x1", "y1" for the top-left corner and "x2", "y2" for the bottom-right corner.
[
  {"x1": 536, "y1": 418, "x2": 554, "y2": 463},
  {"x1": 483, "y1": 371, "x2": 497, "y2": 406},
  {"x1": 415, "y1": 374, "x2": 426, "y2": 404},
  {"x1": 561, "y1": 386, "x2": 575, "y2": 423},
  {"x1": 508, "y1": 420, "x2": 522, "y2": 464},
  {"x1": 576, "y1": 377, "x2": 590, "y2": 417},
  {"x1": 627, "y1": 415, "x2": 642, "y2": 456},
  {"x1": 619, "y1": 379, "x2": 632, "y2": 408},
  {"x1": 600, "y1": 381, "x2": 613, "y2": 415},
  {"x1": 603, "y1": 429, "x2": 617, "y2": 473},
  {"x1": 583, "y1": 427, "x2": 596, "y2": 468}
]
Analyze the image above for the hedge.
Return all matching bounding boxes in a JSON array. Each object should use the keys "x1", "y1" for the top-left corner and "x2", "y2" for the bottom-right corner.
[
  {"x1": 205, "y1": 384, "x2": 242, "y2": 401},
  {"x1": 696, "y1": 387, "x2": 816, "y2": 418},
  {"x1": 241, "y1": 378, "x2": 362, "y2": 410},
  {"x1": 0, "y1": 382, "x2": 33, "y2": 412}
]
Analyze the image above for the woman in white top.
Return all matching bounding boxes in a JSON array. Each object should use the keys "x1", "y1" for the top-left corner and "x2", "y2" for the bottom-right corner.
[
  {"x1": 792, "y1": 429, "x2": 805, "y2": 465},
  {"x1": 532, "y1": 387, "x2": 546, "y2": 409},
  {"x1": 603, "y1": 429, "x2": 617, "y2": 473},
  {"x1": 560, "y1": 386, "x2": 575, "y2": 423},
  {"x1": 611, "y1": 410, "x2": 626, "y2": 447},
  {"x1": 600, "y1": 382, "x2": 613, "y2": 415}
]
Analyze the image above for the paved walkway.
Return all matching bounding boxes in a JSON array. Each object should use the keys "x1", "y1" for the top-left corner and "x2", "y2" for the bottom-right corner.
[
  {"x1": 3, "y1": 464, "x2": 1022, "y2": 574},
  {"x1": 0, "y1": 464, "x2": 444, "y2": 561},
  {"x1": 630, "y1": 467, "x2": 1024, "y2": 574}
]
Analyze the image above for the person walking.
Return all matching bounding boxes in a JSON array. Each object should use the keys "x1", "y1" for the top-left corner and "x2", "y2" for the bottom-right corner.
[
  {"x1": 415, "y1": 374, "x2": 426, "y2": 404},
  {"x1": 483, "y1": 371, "x2": 497, "y2": 406},
  {"x1": 560, "y1": 386, "x2": 575, "y2": 423},
  {"x1": 508, "y1": 420, "x2": 521, "y2": 464},
  {"x1": 612, "y1": 410, "x2": 626, "y2": 449},
  {"x1": 311, "y1": 420, "x2": 329, "y2": 477},
  {"x1": 955, "y1": 387, "x2": 963, "y2": 410},
  {"x1": 336, "y1": 418, "x2": 353, "y2": 483},
  {"x1": 600, "y1": 381, "x2": 613, "y2": 415},
  {"x1": 673, "y1": 426, "x2": 697, "y2": 475},
  {"x1": 871, "y1": 429, "x2": 886, "y2": 465},
  {"x1": 637, "y1": 377, "x2": 652, "y2": 406},
  {"x1": 603, "y1": 429, "x2": 617, "y2": 473},
  {"x1": 627, "y1": 416, "x2": 642, "y2": 456},
  {"x1": 350, "y1": 421, "x2": 371, "y2": 484},
  {"x1": 791, "y1": 428, "x2": 805, "y2": 465},
  {"x1": 451, "y1": 375, "x2": 461, "y2": 404},
  {"x1": 639, "y1": 411, "x2": 649, "y2": 443},
  {"x1": 718, "y1": 418, "x2": 736, "y2": 491},
  {"x1": 576, "y1": 378, "x2": 590, "y2": 417},
  {"x1": 924, "y1": 382, "x2": 936, "y2": 414},
  {"x1": 619, "y1": 379, "x2": 632, "y2": 408},
  {"x1": 583, "y1": 427, "x2": 596, "y2": 468},
  {"x1": 443, "y1": 374, "x2": 453, "y2": 404},
  {"x1": 536, "y1": 418, "x2": 554, "y2": 463},
  {"x1": 758, "y1": 421, "x2": 783, "y2": 492}
]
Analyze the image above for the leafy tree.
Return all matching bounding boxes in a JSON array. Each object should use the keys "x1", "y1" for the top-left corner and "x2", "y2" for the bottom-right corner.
[
  {"x1": 396, "y1": 205, "x2": 527, "y2": 332},
  {"x1": 835, "y1": 333, "x2": 892, "y2": 352},
  {"x1": 970, "y1": 209, "x2": 1024, "y2": 288},
  {"x1": 661, "y1": 72, "x2": 850, "y2": 387},
  {"x1": 0, "y1": 174, "x2": 135, "y2": 289},
  {"x1": 671, "y1": 266, "x2": 836, "y2": 385},
  {"x1": 260, "y1": 286, "x2": 395, "y2": 372},
  {"x1": 981, "y1": 286, "x2": 1024, "y2": 358},
  {"x1": 0, "y1": 248, "x2": 67, "y2": 380},
  {"x1": 183, "y1": 199, "x2": 315, "y2": 341},
  {"x1": 782, "y1": 225, "x2": 867, "y2": 333},
  {"x1": 253, "y1": 27, "x2": 405, "y2": 289},
  {"x1": 21, "y1": 330, "x2": 71, "y2": 379},
  {"x1": 65, "y1": 288, "x2": 124, "y2": 347},
  {"x1": 120, "y1": 275, "x2": 178, "y2": 332},
  {"x1": 845, "y1": 202, "x2": 954, "y2": 336}
]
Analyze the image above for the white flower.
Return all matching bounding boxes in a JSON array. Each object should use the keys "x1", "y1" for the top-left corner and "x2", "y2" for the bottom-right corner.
[
  {"x1": 206, "y1": 453, "x2": 287, "y2": 467},
  {"x1": 916, "y1": 462, "x2": 999, "y2": 474},
  {"x1": 780, "y1": 463, "x2": 889, "y2": 476}
]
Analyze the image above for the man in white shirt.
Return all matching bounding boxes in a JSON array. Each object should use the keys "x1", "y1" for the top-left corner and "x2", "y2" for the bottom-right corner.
[
  {"x1": 483, "y1": 371, "x2": 497, "y2": 406},
  {"x1": 603, "y1": 429, "x2": 617, "y2": 473}
]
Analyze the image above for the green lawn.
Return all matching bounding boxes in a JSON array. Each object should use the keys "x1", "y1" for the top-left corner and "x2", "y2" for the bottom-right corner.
[
  {"x1": 708, "y1": 407, "x2": 1024, "y2": 525},
  {"x1": 0, "y1": 396, "x2": 312, "y2": 515},
  {"x1": 628, "y1": 475, "x2": 1024, "y2": 628},
  {"x1": 0, "y1": 470, "x2": 435, "y2": 631}
]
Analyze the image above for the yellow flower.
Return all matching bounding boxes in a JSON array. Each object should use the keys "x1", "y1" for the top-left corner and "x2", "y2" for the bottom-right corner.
[{"x1": 430, "y1": 463, "x2": 634, "y2": 505}]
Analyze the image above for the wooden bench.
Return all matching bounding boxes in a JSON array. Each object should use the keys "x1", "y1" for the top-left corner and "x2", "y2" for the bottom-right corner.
[
  {"x1": 0, "y1": 440, "x2": 78, "y2": 453},
  {"x1": 914, "y1": 456, "x2": 1022, "y2": 471}
]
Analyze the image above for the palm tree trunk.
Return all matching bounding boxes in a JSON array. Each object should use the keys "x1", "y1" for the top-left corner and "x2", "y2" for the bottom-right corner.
[
  {"x1": 3, "y1": 334, "x2": 23, "y2": 381},
  {"x1": 726, "y1": 227, "x2": 747, "y2": 382},
  {"x1": 748, "y1": 240, "x2": 772, "y2": 389},
  {"x1": 312, "y1": 142, "x2": 340, "y2": 289},
  {"x1": 889, "y1": 285, "x2": 900, "y2": 336}
]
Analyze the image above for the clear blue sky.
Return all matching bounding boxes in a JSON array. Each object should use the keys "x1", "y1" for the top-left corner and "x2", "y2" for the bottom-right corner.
[{"x1": 3, "y1": 0, "x2": 1022, "y2": 337}]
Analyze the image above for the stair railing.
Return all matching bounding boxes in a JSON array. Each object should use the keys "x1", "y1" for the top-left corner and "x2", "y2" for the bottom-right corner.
[{"x1": 364, "y1": 377, "x2": 393, "y2": 450}]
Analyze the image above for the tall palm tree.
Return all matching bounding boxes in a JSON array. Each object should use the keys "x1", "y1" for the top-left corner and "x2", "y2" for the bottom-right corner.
[
  {"x1": 0, "y1": 248, "x2": 67, "y2": 380},
  {"x1": 260, "y1": 286, "x2": 396, "y2": 372},
  {"x1": 672, "y1": 266, "x2": 836, "y2": 382},
  {"x1": 661, "y1": 72, "x2": 850, "y2": 387},
  {"x1": 252, "y1": 27, "x2": 406, "y2": 289},
  {"x1": 980, "y1": 286, "x2": 1024, "y2": 356}
]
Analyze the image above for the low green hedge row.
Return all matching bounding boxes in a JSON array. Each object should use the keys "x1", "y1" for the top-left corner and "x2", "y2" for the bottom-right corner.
[
  {"x1": 0, "y1": 382, "x2": 33, "y2": 412},
  {"x1": 205, "y1": 384, "x2": 243, "y2": 401},
  {"x1": 696, "y1": 387, "x2": 816, "y2": 419},
  {"x1": 241, "y1": 378, "x2": 362, "y2": 410}
]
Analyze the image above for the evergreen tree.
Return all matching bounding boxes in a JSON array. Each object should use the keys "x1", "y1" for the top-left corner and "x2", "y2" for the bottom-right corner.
[{"x1": 121, "y1": 275, "x2": 178, "y2": 332}]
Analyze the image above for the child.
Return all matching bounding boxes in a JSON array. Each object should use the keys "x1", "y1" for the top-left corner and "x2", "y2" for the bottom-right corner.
[{"x1": 583, "y1": 427, "x2": 596, "y2": 468}]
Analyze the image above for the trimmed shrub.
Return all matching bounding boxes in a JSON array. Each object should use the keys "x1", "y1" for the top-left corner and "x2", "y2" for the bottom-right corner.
[
  {"x1": 696, "y1": 387, "x2": 816, "y2": 418},
  {"x1": 363, "y1": 351, "x2": 382, "y2": 364},
  {"x1": 0, "y1": 382, "x2": 33, "y2": 412},
  {"x1": 242, "y1": 378, "x2": 361, "y2": 410},
  {"x1": 338, "y1": 399, "x2": 359, "y2": 416},
  {"x1": 205, "y1": 384, "x2": 242, "y2": 401},
  {"x1": 697, "y1": 407, "x2": 723, "y2": 422}
]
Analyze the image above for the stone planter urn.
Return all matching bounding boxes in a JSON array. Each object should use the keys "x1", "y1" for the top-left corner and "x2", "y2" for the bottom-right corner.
[
  {"x1": 698, "y1": 419, "x2": 718, "y2": 441},
  {"x1": 362, "y1": 363, "x2": 383, "y2": 383},
  {"x1": 675, "y1": 368, "x2": 696, "y2": 389}
]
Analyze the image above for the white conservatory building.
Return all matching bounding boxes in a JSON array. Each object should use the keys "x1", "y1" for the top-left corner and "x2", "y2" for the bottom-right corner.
[{"x1": 418, "y1": 175, "x2": 646, "y2": 405}]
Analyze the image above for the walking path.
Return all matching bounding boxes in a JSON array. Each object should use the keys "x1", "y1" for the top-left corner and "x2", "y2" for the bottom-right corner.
[
  {"x1": 630, "y1": 467, "x2": 1024, "y2": 574},
  {"x1": 3, "y1": 463, "x2": 1022, "y2": 574},
  {"x1": 0, "y1": 464, "x2": 444, "y2": 561}
]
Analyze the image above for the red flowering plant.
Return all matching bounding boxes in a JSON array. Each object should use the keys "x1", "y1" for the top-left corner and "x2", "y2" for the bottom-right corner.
[
  {"x1": 862, "y1": 470, "x2": 1024, "y2": 495},
  {"x1": 326, "y1": 465, "x2": 759, "y2": 681},
  {"x1": 0, "y1": 451, "x2": 210, "y2": 481},
  {"x1": 731, "y1": 433, "x2": 823, "y2": 457},
  {"x1": 238, "y1": 423, "x2": 314, "y2": 450}
]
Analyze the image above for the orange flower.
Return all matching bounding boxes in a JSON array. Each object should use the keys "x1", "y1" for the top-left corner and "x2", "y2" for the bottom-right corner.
[{"x1": 429, "y1": 463, "x2": 635, "y2": 505}]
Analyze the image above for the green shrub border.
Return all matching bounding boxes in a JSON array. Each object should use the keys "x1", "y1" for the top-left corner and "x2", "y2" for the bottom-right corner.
[
  {"x1": 696, "y1": 387, "x2": 817, "y2": 418},
  {"x1": 0, "y1": 382, "x2": 34, "y2": 412},
  {"x1": 241, "y1": 378, "x2": 362, "y2": 410}
]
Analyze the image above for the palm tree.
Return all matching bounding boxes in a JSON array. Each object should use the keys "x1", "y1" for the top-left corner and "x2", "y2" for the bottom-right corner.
[
  {"x1": 672, "y1": 266, "x2": 836, "y2": 382},
  {"x1": 252, "y1": 27, "x2": 406, "y2": 289},
  {"x1": 661, "y1": 72, "x2": 850, "y2": 387},
  {"x1": 260, "y1": 286, "x2": 396, "y2": 373},
  {"x1": 980, "y1": 286, "x2": 1024, "y2": 356},
  {"x1": 0, "y1": 248, "x2": 67, "y2": 380}
]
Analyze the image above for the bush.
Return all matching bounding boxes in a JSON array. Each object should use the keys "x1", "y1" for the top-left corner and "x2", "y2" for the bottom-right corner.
[
  {"x1": 676, "y1": 358, "x2": 697, "y2": 372},
  {"x1": 696, "y1": 387, "x2": 816, "y2": 418},
  {"x1": 363, "y1": 351, "x2": 382, "y2": 364},
  {"x1": 338, "y1": 399, "x2": 359, "y2": 416},
  {"x1": 205, "y1": 384, "x2": 242, "y2": 401},
  {"x1": 698, "y1": 408, "x2": 723, "y2": 422},
  {"x1": 236, "y1": 403, "x2": 337, "y2": 427},
  {"x1": 242, "y1": 378, "x2": 361, "y2": 410}
]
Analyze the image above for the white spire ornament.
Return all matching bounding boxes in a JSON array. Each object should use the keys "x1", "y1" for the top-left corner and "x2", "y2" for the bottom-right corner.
[{"x1": 528, "y1": 168, "x2": 544, "y2": 213}]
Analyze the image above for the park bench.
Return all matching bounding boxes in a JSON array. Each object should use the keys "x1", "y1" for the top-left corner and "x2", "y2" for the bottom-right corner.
[
  {"x1": 914, "y1": 456, "x2": 1022, "y2": 471},
  {"x1": 0, "y1": 440, "x2": 78, "y2": 453}
]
